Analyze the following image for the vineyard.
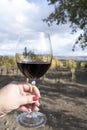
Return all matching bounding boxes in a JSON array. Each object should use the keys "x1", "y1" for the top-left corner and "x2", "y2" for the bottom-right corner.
[{"x1": 0, "y1": 56, "x2": 87, "y2": 82}]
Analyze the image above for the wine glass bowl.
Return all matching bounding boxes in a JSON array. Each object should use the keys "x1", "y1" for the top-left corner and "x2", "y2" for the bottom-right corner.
[{"x1": 16, "y1": 31, "x2": 52, "y2": 128}]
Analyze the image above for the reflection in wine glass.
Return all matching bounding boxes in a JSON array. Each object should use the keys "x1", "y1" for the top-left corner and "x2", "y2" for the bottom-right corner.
[{"x1": 16, "y1": 31, "x2": 53, "y2": 128}]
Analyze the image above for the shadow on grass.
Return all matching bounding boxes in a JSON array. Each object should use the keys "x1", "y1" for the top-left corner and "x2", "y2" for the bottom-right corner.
[
  {"x1": 38, "y1": 79, "x2": 87, "y2": 105},
  {"x1": 37, "y1": 78, "x2": 87, "y2": 130},
  {"x1": 40, "y1": 107, "x2": 87, "y2": 130}
]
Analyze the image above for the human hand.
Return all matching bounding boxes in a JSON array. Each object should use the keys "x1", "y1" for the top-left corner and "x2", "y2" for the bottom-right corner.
[{"x1": 0, "y1": 81, "x2": 40, "y2": 116}]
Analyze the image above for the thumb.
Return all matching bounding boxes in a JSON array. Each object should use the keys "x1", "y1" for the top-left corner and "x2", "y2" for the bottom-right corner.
[{"x1": 20, "y1": 95, "x2": 39, "y2": 105}]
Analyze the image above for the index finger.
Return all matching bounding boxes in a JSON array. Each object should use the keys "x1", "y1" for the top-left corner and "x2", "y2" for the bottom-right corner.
[{"x1": 31, "y1": 85, "x2": 41, "y2": 98}]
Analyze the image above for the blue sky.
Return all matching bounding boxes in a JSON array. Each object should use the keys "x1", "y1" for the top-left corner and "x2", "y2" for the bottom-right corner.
[{"x1": 0, "y1": 0, "x2": 87, "y2": 56}]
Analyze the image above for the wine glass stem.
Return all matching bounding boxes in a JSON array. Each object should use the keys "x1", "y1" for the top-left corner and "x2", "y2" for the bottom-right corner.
[
  {"x1": 26, "y1": 78, "x2": 29, "y2": 83},
  {"x1": 26, "y1": 78, "x2": 36, "y2": 86},
  {"x1": 25, "y1": 78, "x2": 36, "y2": 118},
  {"x1": 31, "y1": 80, "x2": 36, "y2": 85},
  {"x1": 26, "y1": 78, "x2": 36, "y2": 112}
]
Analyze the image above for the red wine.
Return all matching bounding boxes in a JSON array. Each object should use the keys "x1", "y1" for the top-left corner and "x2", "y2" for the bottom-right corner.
[{"x1": 17, "y1": 62, "x2": 51, "y2": 79}]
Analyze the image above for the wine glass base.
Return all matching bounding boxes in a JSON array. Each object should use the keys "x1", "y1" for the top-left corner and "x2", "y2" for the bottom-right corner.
[{"x1": 17, "y1": 112, "x2": 47, "y2": 128}]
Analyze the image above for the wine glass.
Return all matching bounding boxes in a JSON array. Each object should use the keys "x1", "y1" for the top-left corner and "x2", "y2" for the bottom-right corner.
[{"x1": 16, "y1": 31, "x2": 52, "y2": 128}]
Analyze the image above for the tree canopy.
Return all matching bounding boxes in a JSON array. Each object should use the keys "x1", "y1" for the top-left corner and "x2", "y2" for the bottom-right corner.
[{"x1": 44, "y1": 0, "x2": 87, "y2": 50}]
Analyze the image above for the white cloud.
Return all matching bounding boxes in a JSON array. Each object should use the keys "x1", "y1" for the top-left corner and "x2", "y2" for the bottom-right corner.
[
  {"x1": 0, "y1": 0, "x2": 39, "y2": 32},
  {"x1": 0, "y1": 0, "x2": 87, "y2": 57}
]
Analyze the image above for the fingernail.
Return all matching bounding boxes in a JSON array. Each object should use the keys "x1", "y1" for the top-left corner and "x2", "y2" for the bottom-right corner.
[{"x1": 33, "y1": 95, "x2": 39, "y2": 101}]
